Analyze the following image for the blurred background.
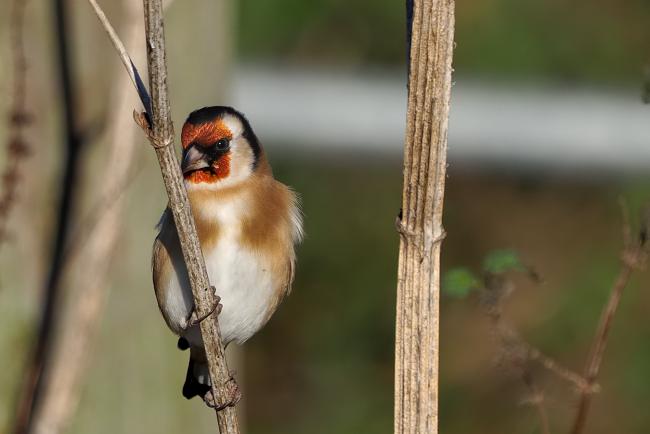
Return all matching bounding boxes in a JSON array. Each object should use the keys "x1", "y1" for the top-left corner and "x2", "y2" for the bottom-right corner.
[{"x1": 1, "y1": 0, "x2": 650, "y2": 433}]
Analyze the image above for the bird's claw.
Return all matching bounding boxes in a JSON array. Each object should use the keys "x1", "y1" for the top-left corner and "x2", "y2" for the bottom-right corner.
[
  {"x1": 182, "y1": 290, "x2": 222, "y2": 331},
  {"x1": 202, "y1": 374, "x2": 241, "y2": 411}
]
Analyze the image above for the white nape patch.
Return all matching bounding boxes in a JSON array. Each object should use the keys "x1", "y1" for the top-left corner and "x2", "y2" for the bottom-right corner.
[{"x1": 221, "y1": 114, "x2": 244, "y2": 138}]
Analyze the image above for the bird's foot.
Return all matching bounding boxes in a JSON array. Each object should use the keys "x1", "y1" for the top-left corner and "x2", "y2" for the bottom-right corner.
[
  {"x1": 182, "y1": 291, "x2": 222, "y2": 331},
  {"x1": 202, "y1": 374, "x2": 241, "y2": 411}
]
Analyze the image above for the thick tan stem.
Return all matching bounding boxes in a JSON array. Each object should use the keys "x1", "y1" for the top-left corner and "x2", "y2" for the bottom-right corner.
[
  {"x1": 141, "y1": 1, "x2": 241, "y2": 432},
  {"x1": 31, "y1": 3, "x2": 143, "y2": 433},
  {"x1": 394, "y1": 1, "x2": 455, "y2": 434}
]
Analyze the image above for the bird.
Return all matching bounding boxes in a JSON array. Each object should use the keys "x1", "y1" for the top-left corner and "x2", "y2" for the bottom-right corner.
[{"x1": 151, "y1": 106, "x2": 303, "y2": 407}]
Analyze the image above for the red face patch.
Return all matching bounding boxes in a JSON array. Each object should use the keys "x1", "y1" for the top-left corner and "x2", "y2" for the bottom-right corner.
[
  {"x1": 181, "y1": 119, "x2": 233, "y2": 184},
  {"x1": 184, "y1": 153, "x2": 231, "y2": 184},
  {"x1": 181, "y1": 119, "x2": 232, "y2": 149}
]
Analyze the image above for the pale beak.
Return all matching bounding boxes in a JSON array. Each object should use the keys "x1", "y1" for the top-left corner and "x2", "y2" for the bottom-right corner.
[{"x1": 181, "y1": 145, "x2": 210, "y2": 174}]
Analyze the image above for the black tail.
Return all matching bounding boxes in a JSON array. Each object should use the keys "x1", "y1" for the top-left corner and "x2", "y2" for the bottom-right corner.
[{"x1": 182, "y1": 356, "x2": 211, "y2": 400}]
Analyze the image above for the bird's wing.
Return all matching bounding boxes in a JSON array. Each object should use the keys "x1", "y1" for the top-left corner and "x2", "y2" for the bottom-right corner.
[
  {"x1": 152, "y1": 207, "x2": 186, "y2": 334},
  {"x1": 152, "y1": 208, "x2": 172, "y2": 285}
]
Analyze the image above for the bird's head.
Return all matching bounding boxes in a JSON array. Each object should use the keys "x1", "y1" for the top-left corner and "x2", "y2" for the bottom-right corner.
[{"x1": 180, "y1": 106, "x2": 262, "y2": 190}]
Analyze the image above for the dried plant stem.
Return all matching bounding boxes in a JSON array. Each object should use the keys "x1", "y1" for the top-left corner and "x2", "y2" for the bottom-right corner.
[
  {"x1": 141, "y1": 1, "x2": 240, "y2": 432},
  {"x1": 526, "y1": 345, "x2": 591, "y2": 392},
  {"x1": 394, "y1": 1, "x2": 455, "y2": 433},
  {"x1": 490, "y1": 312, "x2": 590, "y2": 396},
  {"x1": 0, "y1": 0, "x2": 32, "y2": 249},
  {"x1": 30, "y1": 2, "x2": 144, "y2": 432},
  {"x1": 486, "y1": 299, "x2": 583, "y2": 434},
  {"x1": 485, "y1": 311, "x2": 585, "y2": 392},
  {"x1": 12, "y1": 0, "x2": 84, "y2": 432},
  {"x1": 477, "y1": 203, "x2": 646, "y2": 433},
  {"x1": 85, "y1": 0, "x2": 151, "y2": 116},
  {"x1": 570, "y1": 245, "x2": 645, "y2": 434},
  {"x1": 84, "y1": 0, "x2": 240, "y2": 430}
]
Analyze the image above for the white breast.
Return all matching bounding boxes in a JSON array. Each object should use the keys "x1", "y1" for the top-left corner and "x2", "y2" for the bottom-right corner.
[
  {"x1": 183, "y1": 194, "x2": 277, "y2": 347},
  {"x1": 205, "y1": 231, "x2": 275, "y2": 345}
]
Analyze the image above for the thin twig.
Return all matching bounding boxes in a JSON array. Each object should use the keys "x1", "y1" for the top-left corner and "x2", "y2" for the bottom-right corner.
[
  {"x1": 477, "y1": 203, "x2": 647, "y2": 433},
  {"x1": 569, "y1": 237, "x2": 646, "y2": 434},
  {"x1": 86, "y1": 0, "x2": 152, "y2": 118},
  {"x1": 31, "y1": 3, "x2": 144, "y2": 424},
  {"x1": 140, "y1": 1, "x2": 241, "y2": 432},
  {"x1": 482, "y1": 277, "x2": 593, "y2": 434},
  {"x1": 526, "y1": 343, "x2": 593, "y2": 392},
  {"x1": 0, "y1": 0, "x2": 32, "y2": 251},
  {"x1": 484, "y1": 286, "x2": 590, "y2": 393},
  {"x1": 30, "y1": 6, "x2": 155, "y2": 434},
  {"x1": 489, "y1": 313, "x2": 556, "y2": 433},
  {"x1": 489, "y1": 319, "x2": 557, "y2": 434},
  {"x1": 490, "y1": 314, "x2": 590, "y2": 391},
  {"x1": 86, "y1": 3, "x2": 240, "y2": 427}
]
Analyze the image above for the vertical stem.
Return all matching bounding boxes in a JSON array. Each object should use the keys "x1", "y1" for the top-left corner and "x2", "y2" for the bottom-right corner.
[
  {"x1": 141, "y1": 1, "x2": 240, "y2": 432},
  {"x1": 31, "y1": 2, "x2": 144, "y2": 433},
  {"x1": 394, "y1": 1, "x2": 455, "y2": 434},
  {"x1": 0, "y1": 0, "x2": 32, "y2": 250},
  {"x1": 12, "y1": 0, "x2": 84, "y2": 432}
]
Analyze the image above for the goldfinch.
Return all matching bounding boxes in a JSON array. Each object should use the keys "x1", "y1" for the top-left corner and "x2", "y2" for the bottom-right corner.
[{"x1": 152, "y1": 106, "x2": 303, "y2": 404}]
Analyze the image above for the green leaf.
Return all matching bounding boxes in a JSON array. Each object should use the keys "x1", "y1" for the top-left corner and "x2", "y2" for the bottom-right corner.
[
  {"x1": 482, "y1": 249, "x2": 525, "y2": 274},
  {"x1": 443, "y1": 268, "x2": 480, "y2": 298}
]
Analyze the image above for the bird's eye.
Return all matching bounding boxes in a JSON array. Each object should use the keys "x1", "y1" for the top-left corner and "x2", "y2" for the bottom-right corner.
[{"x1": 215, "y1": 138, "x2": 230, "y2": 151}]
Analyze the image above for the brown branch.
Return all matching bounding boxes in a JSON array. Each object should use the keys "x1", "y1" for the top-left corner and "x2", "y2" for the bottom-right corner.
[
  {"x1": 30, "y1": 2, "x2": 144, "y2": 432},
  {"x1": 569, "y1": 236, "x2": 646, "y2": 434},
  {"x1": 480, "y1": 273, "x2": 594, "y2": 434},
  {"x1": 12, "y1": 0, "x2": 84, "y2": 432},
  {"x1": 85, "y1": 0, "x2": 240, "y2": 430},
  {"x1": 140, "y1": 1, "x2": 241, "y2": 432},
  {"x1": 475, "y1": 205, "x2": 646, "y2": 433},
  {"x1": 0, "y1": 0, "x2": 33, "y2": 251},
  {"x1": 86, "y1": 0, "x2": 151, "y2": 117},
  {"x1": 527, "y1": 345, "x2": 593, "y2": 392},
  {"x1": 487, "y1": 301, "x2": 590, "y2": 391},
  {"x1": 394, "y1": 1, "x2": 455, "y2": 433},
  {"x1": 481, "y1": 269, "x2": 591, "y2": 395},
  {"x1": 487, "y1": 310, "x2": 558, "y2": 433}
]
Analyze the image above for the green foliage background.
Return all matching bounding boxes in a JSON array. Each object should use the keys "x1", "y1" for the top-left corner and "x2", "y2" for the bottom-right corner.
[{"x1": 238, "y1": 0, "x2": 649, "y2": 82}]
